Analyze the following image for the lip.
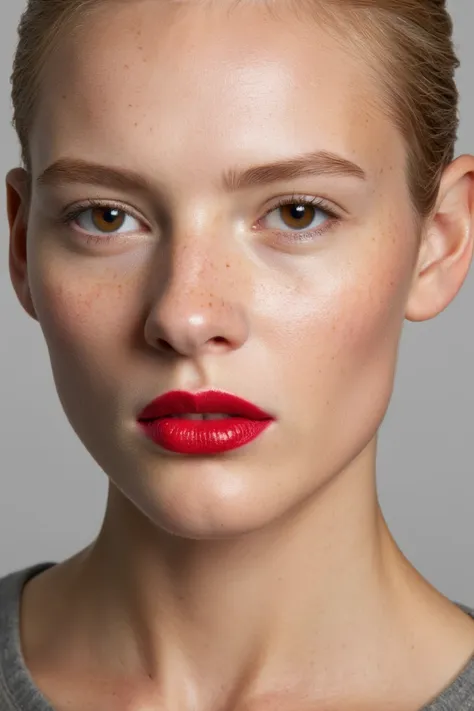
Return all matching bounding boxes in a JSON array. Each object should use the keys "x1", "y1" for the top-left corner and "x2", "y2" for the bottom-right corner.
[
  {"x1": 137, "y1": 390, "x2": 275, "y2": 455},
  {"x1": 137, "y1": 390, "x2": 274, "y2": 421}
]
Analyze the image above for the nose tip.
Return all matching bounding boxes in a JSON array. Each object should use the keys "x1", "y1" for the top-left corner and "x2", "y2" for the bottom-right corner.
[{"x1": 145, "y1": 303, "x2": 249, "y2": 359}]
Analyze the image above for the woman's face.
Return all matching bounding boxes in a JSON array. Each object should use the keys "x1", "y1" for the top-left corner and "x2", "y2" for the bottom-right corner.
[{"x1": 20, "y1": 1, "x2": 420, "y2": 537}]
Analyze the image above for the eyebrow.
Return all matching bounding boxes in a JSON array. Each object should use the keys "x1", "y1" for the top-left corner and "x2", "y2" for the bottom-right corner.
[
  {"x1": 36, "y1": 150, "x2": 367, "y2": 194},
  {"x1": 221, "y1": 150, "x2": 366, "y2": 190}
]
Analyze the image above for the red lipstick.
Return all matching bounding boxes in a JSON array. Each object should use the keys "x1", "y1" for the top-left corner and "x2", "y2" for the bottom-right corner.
[{"x1": 137, "y1": 390, "x2": 274, "y2": 455}]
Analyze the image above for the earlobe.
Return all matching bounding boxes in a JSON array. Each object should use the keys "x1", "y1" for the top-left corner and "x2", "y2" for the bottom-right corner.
[
  {"x1": 405, "y1": 154, "x2": 474, "y2": 322},
  {"x1": 6, "y1": 167, "x2": 38, "y2": 322}
]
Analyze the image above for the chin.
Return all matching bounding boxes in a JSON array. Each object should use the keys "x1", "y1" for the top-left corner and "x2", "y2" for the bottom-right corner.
[
  {"x1": 137, "y1": 492, "x2": 280, "y2": 540},
  {"x1": 110, "y1": 467, "x2": 291, "y2": 541}
]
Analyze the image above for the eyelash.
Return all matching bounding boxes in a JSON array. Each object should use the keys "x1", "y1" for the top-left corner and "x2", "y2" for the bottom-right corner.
[
  {"x1": 261, "y1": 194, "x2": 340, "y2": 244},
  {"x1": 60, "y1": 194, "x2": 341, "y2": 246},
  {"x1": 61, "y1": 199, "x2": 144, "y2": 246}
]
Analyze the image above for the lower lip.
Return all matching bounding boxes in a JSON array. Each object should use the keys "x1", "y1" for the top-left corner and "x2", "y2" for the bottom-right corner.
[{"x1": 138, "y1": 417, "x2": 272, "y2": 454}]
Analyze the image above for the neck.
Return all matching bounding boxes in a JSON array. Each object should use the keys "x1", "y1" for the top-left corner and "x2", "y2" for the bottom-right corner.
[{"x1": 24, "y1": 439, "x2": 444, "y2": 708}]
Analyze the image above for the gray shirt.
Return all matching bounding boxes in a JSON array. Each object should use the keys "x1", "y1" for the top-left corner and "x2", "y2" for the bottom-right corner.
[{"x1": 1, "y1": 562, "x2": 474, "y2": 710}]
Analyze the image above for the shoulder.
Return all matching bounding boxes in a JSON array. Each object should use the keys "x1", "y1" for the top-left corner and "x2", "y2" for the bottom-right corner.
[
  {"x1": 0, "y1": 563, "x2": 55, "y2": 607},
  {"x1": 423, "y1": 600, "x2": 474, "y2": 711},
  {"x1": 0, "y1": 562, "x2": 56, "y2": 639},
  {"x1": 0, "y1": 563, "x2": 56, "y2": 708}
]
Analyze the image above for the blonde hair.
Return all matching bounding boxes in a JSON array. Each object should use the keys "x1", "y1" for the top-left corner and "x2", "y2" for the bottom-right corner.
[{"x1": 10, "y1": 0, "x2": 460, "y2": 226}]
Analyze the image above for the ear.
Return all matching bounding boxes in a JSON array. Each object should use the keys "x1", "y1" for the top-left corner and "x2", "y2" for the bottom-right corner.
[
  {"x1": 6, "y1": 167, "x2": 38, "y2": 321},
  {"x1": 405, "y1": 154, "x2": 474, "y2": 322}
]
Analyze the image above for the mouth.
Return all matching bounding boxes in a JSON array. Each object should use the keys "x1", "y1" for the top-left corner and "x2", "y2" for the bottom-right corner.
[
  {"x1": 158, "y1": 413, "x2": 242, "y2": 421},
  {"x1": 136, "y1": 390, "x2": 274, "y2": 454},
  {"x1": 137, "y1": 389, "x2": 274, "y2": 423}
]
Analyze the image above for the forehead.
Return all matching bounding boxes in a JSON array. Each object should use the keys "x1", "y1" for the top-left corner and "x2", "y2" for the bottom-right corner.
[{"x1": 30, "y1": 0, "x2": 405, "y2": 186}]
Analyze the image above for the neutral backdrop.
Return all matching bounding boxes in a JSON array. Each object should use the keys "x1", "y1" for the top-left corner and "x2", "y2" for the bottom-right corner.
[{"x1": 0, "y1": 0, "x2": 473, "y2": 602}]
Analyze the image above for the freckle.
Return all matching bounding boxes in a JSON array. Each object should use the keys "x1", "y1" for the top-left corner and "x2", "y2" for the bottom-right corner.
[
  {"x1": 62, "y1": 94, "x2": 67, "y2": 100},
  {"x1": 226, "y1": 263, "x2": 230, "y2": 268},
  {"x1": 124, "y1": 64, "x2": 129, "y2": 69},
  {"x1": 134, "y1": 122, "x2": 138, "y2": 127}
]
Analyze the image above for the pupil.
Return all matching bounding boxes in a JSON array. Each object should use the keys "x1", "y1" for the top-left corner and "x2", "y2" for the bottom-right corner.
[
  {"x1": 103, "y1": 209, "x2": 120, "y2": 223},
  {"x1": 286, "y1": 204, "x2": 313, "y2": 223}
]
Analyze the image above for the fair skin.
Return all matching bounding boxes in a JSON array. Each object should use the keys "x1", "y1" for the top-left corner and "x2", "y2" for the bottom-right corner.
[{"x1": 6, "y1": 1, "x2": 474, "y2": 710}]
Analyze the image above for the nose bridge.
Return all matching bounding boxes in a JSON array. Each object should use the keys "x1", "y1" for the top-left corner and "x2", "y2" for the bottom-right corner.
[
  {"x1": 144, "y1": 223, "x2": 249, "y2": 357},
  {"x1": 175, "y1": 227, "x2": 225, "y2": 292}
]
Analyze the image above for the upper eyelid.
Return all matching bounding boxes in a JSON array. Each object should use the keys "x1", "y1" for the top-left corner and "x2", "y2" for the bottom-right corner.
[
  {"x1": 264, "y1": 194, "x2": 338, "y2": 212},
  {"x1": 64, "y1": 199, "x2": 145, "y2": 222},
  {"x1": 64, "y1": 194, "x2": 341, "y2": 227}
]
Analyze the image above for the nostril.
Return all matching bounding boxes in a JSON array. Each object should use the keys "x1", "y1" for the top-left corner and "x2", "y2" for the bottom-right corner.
[{"x1": 157, "y1": 339, "x2": 174, "y2": 352}]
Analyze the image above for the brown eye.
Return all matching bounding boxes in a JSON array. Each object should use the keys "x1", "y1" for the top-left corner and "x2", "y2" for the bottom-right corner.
[
  {"x1": 259, "y1": 197, "x2": 339, "y2": 245},
  {"x1": 278, "y1": 203, "x2": 316, "y2": 230},
  {"x1": 90, "y1": 207, "x2": 126, "y2": 233}
]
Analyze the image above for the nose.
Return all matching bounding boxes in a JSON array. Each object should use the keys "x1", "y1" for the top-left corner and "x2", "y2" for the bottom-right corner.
[{"x1": 143, "y1": 239, "x2": 250, "y2": 359}]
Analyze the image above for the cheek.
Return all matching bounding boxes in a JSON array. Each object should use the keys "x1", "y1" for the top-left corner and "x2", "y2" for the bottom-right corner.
[
  {"x1": 317, "y1": 275, "x2": 405, "y2": 460},
  {"x1": 267, "y1": 242, "x2": 411, "y2": 365},
  {"x1": 332, "y1": 227, "x2": 415, "y2": 375},
  {"x1": 332, "y1": 266, "x2": 407, "y2": 367},
  {"x1": 29, "y1": 257, "x2": 133, "y2": 386},
  {"x1": 39, "y1": 280, "x2": 112, "y2": 344},
  {"x1": 268, "y1": 231, "x2": 416, "y2": 441}
]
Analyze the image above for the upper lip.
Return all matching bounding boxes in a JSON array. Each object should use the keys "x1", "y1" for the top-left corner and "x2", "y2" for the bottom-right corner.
[{"x1": 137, "y1": 390, "x2": 274, "y2": 421}]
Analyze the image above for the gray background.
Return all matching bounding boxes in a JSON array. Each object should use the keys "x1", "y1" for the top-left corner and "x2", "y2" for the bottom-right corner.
[{"x1": 0, "y1": 1, "x2": 473, "y2": 602}]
